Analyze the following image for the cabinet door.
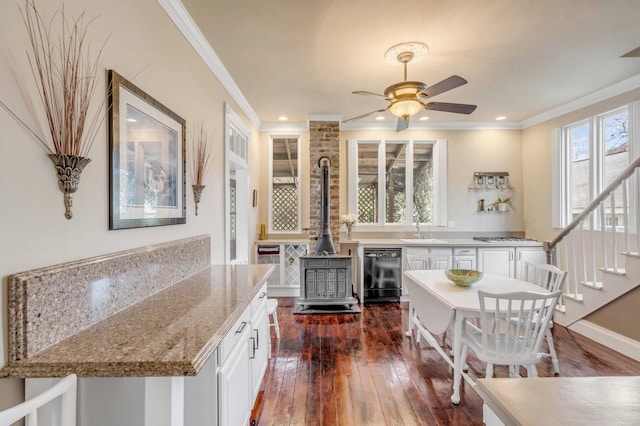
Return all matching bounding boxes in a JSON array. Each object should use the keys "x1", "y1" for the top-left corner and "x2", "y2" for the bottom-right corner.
[
  {"x1": 515, "y1": 247, "x2": 547, "y2": 279},
  {"x1": 218, "y1": 327, "x2": 251, "y2": 426},
  {"x1": 453, "y1": 248, "x2": 476, "y2": 270},
  {"x1": 250, "y1": 302, "x2": 269, "y2": 401},
  {"x1": 478, "y1": 248, "x2": 515, "y2": 278}
]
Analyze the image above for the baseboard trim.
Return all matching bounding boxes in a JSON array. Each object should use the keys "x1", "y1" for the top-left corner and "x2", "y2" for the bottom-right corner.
[
  {"x1": 267, "y1": 287, "x2": 300, "y2": 297},
  {"x1": 569, "y1": 320, "x2": 640, "y2": 363}
]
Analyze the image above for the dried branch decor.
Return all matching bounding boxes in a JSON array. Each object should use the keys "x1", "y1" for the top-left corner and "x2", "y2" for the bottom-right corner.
[
  {"x1": 0, "y1": 0, "x2": 108, "y2": 219},
  {"x1": 190, "y1": 123, "x2": 214, "y2": 216}
]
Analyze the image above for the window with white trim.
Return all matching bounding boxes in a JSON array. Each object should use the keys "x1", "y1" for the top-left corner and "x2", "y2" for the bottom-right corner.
[
  {"x1": 556, "y1": 107, "x2": 629, "y2": 229},
  {"x1": 348, "y1": 139, "x2": 447, "y2": 227},
  {"x1": 268, "y1": 135, "x2": 301, "y2": 233}
]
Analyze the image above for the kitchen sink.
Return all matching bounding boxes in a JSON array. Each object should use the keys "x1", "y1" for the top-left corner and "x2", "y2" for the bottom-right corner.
[{"x1": 400, "y1": 238, "x2": 447, "y2": 244}]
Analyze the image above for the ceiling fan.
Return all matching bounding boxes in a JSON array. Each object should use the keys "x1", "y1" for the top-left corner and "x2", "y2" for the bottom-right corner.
[{"x1": 343, "y1": 42, "x2": 477, "y2": 132}]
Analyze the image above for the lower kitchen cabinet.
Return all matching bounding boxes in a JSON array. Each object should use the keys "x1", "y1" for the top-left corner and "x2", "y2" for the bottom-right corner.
[
  {"x1": 256, "y1": 243, "x2": 309, "y2": 297},
  {"x1": 218, "y1": 283, "x2": 268, "y2": 426},
  {"x1": 477, "y1": 246, "x2": 545, "y2": 279}
]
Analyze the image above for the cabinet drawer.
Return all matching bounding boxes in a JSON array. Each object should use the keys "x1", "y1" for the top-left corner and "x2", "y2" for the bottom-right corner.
[
  {"x1": 251, "y1": 284, "x2": 267, "y2": 315},
  {"x1": 454, "y1": 247, "x2": 475, "y2": 256},
  {"x1": 219, "y1": 307, "x2": 251, "y2": 365}
]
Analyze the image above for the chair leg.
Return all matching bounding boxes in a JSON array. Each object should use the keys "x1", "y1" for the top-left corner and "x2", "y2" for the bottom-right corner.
[
  {"x1": 272, "y1": 310, "x2": 280, "y2": 339},
  {"x1": 526, "y1": 364, "x2": 539, "y2": 378},
  {"x1": 406, "y1": 302, "x2": 414, "y2": 337},
  {"x1": 485, "y1": 363, "x2": 494, "y2": 378},
  {"x1": 545, "y1": 327, "x2": 560, "y2": 375},
  {"x1": 508, "y1": 365, "x2": 519, "y2": 378}
]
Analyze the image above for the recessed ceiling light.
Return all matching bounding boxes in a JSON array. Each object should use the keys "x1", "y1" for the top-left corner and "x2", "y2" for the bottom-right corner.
[
  {"x1": 126, "y1": 118, "x2": 137, "y2": 123},
  {"x1": 419, "y1": 116, "x2": 430, "y2": 121},
  {"x1": 278, "y1": 116, "x2": 288, "y2": 121},
  {"x1": 496, "y1": 116, "x2": 506, "y2": 121},
  {"x1": 375, "y1": 116, "x2": 385, "y2": 120}
]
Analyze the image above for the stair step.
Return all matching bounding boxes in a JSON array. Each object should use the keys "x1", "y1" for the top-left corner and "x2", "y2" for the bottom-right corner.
[
  {"x1": 582, "y1": 281, "x2": 604, "y2": 290},
  {"x1": 564, "y1": 293, "x2": 583, "y2": 302},
  {"x1": 622, "y1": 251, "x2": 640, "y2": 258},
  {"x1": 600, "y1": 267, "x2": 626, "y2": 276}
]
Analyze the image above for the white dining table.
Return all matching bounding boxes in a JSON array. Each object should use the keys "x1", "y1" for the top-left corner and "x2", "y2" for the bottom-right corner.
[{"x1": 403, "y1": 269, "x2": 546, "y2": 404}]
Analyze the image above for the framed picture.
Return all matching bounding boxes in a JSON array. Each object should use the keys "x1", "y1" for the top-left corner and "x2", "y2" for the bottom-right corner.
[{"x1": 108, "y1": 70, "x2": 186, "y2": 230}]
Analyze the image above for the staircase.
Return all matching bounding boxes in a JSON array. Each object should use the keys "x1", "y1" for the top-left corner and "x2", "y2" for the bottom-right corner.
[{"x1": 545, "y1": 156, "x2": 640, "y2": 328}]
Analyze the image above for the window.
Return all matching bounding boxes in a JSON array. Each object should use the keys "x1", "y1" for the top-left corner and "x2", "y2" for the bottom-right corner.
[
  {"x1": 269, "y1": 135, "x2": 301, "y2": 232},
  {"x1": 558, "y1": 107, "x2": 629, "y2": 228},
  {"x1": 348, "y1": 139, "x2": 447, "y2": 227}
]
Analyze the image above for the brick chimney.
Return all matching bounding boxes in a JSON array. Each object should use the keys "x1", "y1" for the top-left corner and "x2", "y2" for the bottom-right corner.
[{"x1": 309, "y1": 120, "x2": 340, "y2": 253}]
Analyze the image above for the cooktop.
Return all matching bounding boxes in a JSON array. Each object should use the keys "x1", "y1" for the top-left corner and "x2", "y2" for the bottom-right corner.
[{"x1": 473, "y1": 237, "x2": 537, "y2": 242}]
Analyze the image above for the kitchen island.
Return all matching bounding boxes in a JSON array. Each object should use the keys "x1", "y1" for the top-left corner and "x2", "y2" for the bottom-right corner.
[{"x1": 2, "y1": 235, "x2": 274, "y2": 426}]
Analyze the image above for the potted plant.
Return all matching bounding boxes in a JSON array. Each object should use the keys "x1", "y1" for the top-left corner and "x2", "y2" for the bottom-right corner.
[{"x1": 489, "y1": 197, "x2": 515, "y2": 212}]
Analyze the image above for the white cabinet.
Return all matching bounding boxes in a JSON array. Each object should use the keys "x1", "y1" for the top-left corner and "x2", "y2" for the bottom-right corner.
[
  {"x1": 402, "y1": 247, "x2": 453, "y2": 297},
  {"x1": 478, "y1": 246, "x2": 545, "y2": 279},
  {"x1": 453, "y1": 247, "x2": 476, "y2": 270},
  {"x1": 514, "y1": 246, "x2": 547, "y2": 279},
  {"x1": 250, "y1": 290, "x2": 269, "y2": 400},
  {"x1": 256, "y1": 243, "x2": 309, "y2": 296},
  {"x1": 218, "y1": 284, "x2": 269, "y2": 425}
]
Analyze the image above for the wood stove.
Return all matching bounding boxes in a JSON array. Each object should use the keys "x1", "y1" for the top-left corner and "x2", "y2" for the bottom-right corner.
[{"x1": 295, "y1": 156, "x2": 359, "y2": 313}]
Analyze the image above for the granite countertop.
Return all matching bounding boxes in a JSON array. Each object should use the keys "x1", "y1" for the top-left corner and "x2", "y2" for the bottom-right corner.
[{"x1": 1, "y1": 264, "x2": 274, "y2": 378}]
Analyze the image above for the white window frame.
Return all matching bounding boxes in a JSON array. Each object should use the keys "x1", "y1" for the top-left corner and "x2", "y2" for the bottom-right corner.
[
  {"x1": 347, "y1": 138, "x2": 447, "y2": 228},
  {"x1": 554, "y1": 105, "x2": 633, "y2": 230},
  {"x1": 268, "y1": 134, "x2": 301, "y2": 234}
]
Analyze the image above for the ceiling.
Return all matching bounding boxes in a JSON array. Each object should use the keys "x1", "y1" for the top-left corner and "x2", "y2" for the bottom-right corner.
[{"x1": 179, "y1": 0, "x2": 640, "y2": 129}]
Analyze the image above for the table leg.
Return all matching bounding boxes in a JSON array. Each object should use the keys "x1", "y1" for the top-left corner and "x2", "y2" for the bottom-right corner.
[
  {"x1": 406, "y1": 300, "x2": 414, "y2": 337},
  {"x1": 451, "y1": 313, "x2": 463, "y2": 404}
]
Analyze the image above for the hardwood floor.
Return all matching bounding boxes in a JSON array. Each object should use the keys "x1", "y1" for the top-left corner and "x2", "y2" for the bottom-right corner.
[{"x1": 251, "y1": 298, "x2": 640, "y2": 425}]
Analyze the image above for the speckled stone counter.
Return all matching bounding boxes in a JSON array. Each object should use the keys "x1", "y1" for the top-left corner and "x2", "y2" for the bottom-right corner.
[{"x1": 1, "y1": 264, "x2": 273, "y2": 378}]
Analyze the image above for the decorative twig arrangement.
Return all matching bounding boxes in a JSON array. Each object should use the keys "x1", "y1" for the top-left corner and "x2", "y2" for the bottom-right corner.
[
  {"x1": 1, "y1": 0, "x2": 109, "y2": 219},
  {"x1": 190, "y1": 122, "x2": 214, "y2": 215}
]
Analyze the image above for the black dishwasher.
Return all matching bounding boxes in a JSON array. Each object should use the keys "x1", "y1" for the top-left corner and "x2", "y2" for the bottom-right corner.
[{"x1": 363, "y1": 248, "x2": 403, "y2": 303}]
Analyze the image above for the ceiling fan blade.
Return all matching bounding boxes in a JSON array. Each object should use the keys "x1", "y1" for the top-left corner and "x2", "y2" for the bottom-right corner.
[
  {"x1": 343, "y1": 108, "x2": 388, "y2": 123},
  {"x1": 396, "y1": 116, "x2": 410, "y2": 132},
  {"x1": 419, "y1": 75, "x2": 468, "y2": 98},
  {"x1": 352, "y1": 90, "x2": 388, "y2": 99},
  {"x1": 424, "y1": 102, "x2": 477, "y2": 114}
]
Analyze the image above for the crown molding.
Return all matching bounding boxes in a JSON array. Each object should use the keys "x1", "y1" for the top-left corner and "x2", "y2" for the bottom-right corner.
[
  {"x1": 260, "y1": 122, "x2": 309, "y2": 132},
  {"x1": 521, "y1": 72, "x2": 640, "y2": 128},
  {"x1": 307, "y1": 114, "x2": 342, "y2": 122},
  {"x1": 158, "y1": 1, "x2": 640, "y2": 134},
  {"x1": 157, "y1": 0, "x2": 261, "y2": 129},
  {"x1": 339, "y1": 120, "x2": 523, "y2": 131}
]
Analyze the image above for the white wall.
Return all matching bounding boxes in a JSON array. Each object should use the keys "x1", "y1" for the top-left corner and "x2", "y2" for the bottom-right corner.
[{"x1": 0, "y1": 0, "x2": 258, "y2": 406}]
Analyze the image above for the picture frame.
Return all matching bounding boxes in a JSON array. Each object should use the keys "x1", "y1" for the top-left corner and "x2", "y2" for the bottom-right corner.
[{"x1": 108, "y1": 70, "x2": 186, "y2": 230}]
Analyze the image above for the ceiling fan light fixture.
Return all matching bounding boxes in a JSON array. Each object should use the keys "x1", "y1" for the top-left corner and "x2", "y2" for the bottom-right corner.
[{"x1": 389, "y1": 99, "x2": 422, "y2": 118}]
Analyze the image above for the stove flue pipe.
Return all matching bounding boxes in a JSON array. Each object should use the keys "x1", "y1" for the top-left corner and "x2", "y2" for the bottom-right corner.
[{"x1": 315, "y1": 156, "x2": 336, "y2": 255}]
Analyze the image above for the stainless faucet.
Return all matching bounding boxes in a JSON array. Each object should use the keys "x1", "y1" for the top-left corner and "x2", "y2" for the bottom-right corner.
[{"x1": 414, "y1": 216, "x2": 422, "y2": 238}]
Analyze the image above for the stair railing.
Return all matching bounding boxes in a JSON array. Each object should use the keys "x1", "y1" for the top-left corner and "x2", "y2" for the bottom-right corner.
[{"x1": 544, "y1": 155, "x2": 640, "y2": 302}]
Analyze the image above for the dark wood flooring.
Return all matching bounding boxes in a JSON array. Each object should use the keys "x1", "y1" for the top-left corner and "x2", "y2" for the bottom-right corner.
[{"x1": 251, "y1": 298, "x2": 640, "y2": 425}]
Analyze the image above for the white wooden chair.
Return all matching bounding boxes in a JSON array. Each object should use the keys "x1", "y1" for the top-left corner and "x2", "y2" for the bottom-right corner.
[
  {"x1": 522, "y1": 262, "x2": 567, "y2": 374},
  {"x1": 460, "y1": 290, "x2": 561, "y2": 379},
  {"x1": 0, "y1": 374, "x2": 77, "y2": 426},
  {"x1": 405, "y1": 253, "x2": 450, "y2": 344},
  {"x1": 266, "y1": 298, "x2": 279, "y2": 359}
]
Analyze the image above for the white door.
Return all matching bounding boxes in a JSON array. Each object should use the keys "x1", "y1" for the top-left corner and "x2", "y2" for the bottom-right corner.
[{"x1": 224, "y1": 103, "x2": 250, "y2": 264}]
